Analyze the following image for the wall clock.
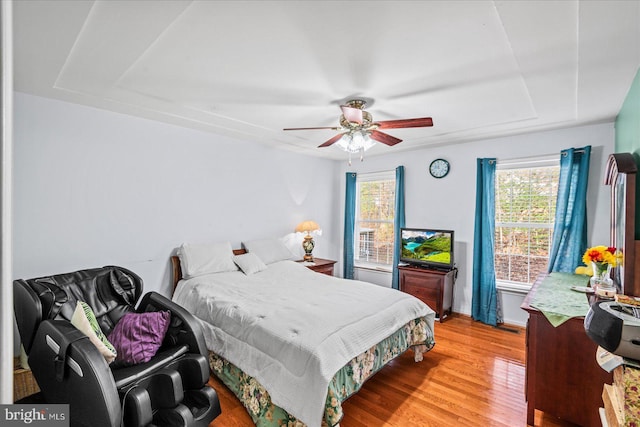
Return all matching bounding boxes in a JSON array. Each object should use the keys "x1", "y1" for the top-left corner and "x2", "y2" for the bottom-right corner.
[{"x1": 429, "y1": 158, "x2": 450, "y2": 178}]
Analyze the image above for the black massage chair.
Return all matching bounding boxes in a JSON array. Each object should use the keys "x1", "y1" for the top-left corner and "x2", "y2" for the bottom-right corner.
[{"x1": 13, "y1": 265, "x2": 221, "y2": 427}]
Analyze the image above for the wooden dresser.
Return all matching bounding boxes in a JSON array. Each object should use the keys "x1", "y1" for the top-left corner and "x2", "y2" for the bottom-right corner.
[
  {"x1": 398, "y1": 265, "x2": 455, "y2": 322},
  {"x1": 521, "y1": 274, "x2": 612, "y2": 426}
]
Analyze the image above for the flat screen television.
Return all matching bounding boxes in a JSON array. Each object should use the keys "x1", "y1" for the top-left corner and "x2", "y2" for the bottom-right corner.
[{"x1": 400, "y1": 228, "x2": 454, "y2": 270}]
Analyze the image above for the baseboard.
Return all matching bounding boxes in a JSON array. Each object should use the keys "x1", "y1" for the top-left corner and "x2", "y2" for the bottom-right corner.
[{"x1": 447, "y1": 312, "x2": 526, "y2": 331}]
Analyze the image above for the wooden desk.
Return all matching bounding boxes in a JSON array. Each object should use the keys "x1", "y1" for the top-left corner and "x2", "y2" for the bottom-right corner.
[{"x1": 521, "y1": 274, "x2": 612, "y2": 426}]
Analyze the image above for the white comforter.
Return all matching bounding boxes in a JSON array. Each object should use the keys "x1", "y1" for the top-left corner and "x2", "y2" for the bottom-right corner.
[{"x1": 172, "y1": 260, "x2": 435, "y2": 426}]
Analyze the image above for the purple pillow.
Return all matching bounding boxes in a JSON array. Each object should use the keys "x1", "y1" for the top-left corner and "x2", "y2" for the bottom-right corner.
[{"x1": 108, "y1": 311, "x2": 171, "y2": 365}]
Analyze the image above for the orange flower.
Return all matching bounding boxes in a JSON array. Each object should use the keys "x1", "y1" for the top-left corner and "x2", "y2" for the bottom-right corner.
[{"x1": 582, "y1": 245, "x2": 617, "y2": 267}]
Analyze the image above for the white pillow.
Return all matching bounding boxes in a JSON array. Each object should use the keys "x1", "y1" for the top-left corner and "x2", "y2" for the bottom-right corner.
[
  {"x1": 70, "y1": 301, "x2": 117, "y2": 364},
  {"x1": 177, "y1": 242, "x2": 238, "y2": 279},
  {"x1": 280, "y1": 233, "x2": 305, "y2": 259},
  {"x1": 242, "y1": 238, "x2": 296, "y2": 265},
  {"x1": 233, "y1": 253, "x2": 268, "y2": 275}
]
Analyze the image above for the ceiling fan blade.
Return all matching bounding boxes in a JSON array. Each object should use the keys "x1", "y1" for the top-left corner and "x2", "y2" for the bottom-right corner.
[
  {"x1": 340, "y1": 105, "x2": 363, "y2": 124},
  {"x1": 283, "y1": 126, "x2": 338, "y2": 131},
  {"x1": 370, "y1": 130, "x2": 402, "y2": 146},
  {"x1": 376, "y1": 117, "x2": 433, "y2": 129},
  {"x1": 318, "y1": 133, "x2": 345, "y2": 148}
]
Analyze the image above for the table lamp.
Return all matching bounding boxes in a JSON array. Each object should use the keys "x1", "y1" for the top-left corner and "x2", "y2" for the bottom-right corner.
[{"x1": 295, "y1": 220, "x2": 320, "y2": 261}]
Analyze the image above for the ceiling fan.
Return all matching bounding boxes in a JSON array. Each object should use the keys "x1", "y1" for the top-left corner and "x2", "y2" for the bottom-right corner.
[{"x1": 283, "y1": 99, "x2": 434, "y2": 155}]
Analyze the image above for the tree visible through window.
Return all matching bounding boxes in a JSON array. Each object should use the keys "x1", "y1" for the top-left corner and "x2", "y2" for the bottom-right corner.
[
  {"x1": 494, "y1": 160, "x2": 559, "y2": 285},
  {"x1": 355, "y1": 171, "x2": 395, "y2": 266}
]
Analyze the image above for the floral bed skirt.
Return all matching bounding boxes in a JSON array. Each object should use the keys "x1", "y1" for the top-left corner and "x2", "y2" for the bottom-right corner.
[{"x1": 208, "y1": 316, "x2": 434, "y2": 427}]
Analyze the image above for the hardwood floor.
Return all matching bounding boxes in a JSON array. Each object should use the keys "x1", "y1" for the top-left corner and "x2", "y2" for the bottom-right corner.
[{"x1": 208, "y1": 314, "x2": 578, "y2": 427}]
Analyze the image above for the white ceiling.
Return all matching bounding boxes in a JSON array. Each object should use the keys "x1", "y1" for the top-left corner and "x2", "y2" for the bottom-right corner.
[{"x1": 13, "y1": 0, "x2": 640, "y2": 160}]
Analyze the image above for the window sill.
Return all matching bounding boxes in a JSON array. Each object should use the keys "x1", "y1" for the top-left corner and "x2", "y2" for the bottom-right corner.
[
  {"x1": 496, "y1": 280, "x2": 531, "y2": 295},
  {"x1": 354, "y1": 264, "x2": 393, "y2": 273}
]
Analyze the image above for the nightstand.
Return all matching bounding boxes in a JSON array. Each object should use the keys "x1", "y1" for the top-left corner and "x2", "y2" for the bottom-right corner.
[{"x1": 297, "y1": 258, "x2": 337, "y2": 276}]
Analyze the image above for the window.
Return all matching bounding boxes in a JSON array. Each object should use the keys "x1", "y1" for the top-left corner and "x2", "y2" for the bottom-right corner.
[
  {"x1": 494, "y1": 156, "x2": 560, "y2": 286},
  {"x1": 355, "y1": 171, "x2": 395, "y2": 267}
]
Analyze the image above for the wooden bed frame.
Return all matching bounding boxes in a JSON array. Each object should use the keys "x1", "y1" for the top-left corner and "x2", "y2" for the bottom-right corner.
[{"x1": 170, "y1": 249, "x2": 246, "y2": 295}]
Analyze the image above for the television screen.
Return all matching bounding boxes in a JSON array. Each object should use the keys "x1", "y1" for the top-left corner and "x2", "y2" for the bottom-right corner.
[{"x1": 400, "y1": 228, "x2": 454, "y2": 269}]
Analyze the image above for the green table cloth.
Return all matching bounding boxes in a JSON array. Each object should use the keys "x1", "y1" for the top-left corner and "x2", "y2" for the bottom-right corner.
[{"x1": 529, "y1": 272, "x2": 592, "y2": 326}]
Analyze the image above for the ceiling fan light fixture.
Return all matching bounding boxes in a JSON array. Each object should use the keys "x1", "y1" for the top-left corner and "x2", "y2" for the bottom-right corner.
[
  {"x1": 335, "y1": 134, "x2": 352, "y2": 152},
  {"x1": 359, "y1": 131, "x2": 375, "y2": 151},
  {"x1": 283, "y1": 98, "x2": 433, "y2": 163},
  {"x1": 335, "y1": 130, "x2": 375, "y2": 154}
]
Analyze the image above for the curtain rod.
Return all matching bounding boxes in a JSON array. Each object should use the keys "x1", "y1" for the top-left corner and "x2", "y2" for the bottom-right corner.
[
  {"x1": 497, "y1": 153, "x2": 557, "y2": 165},
  {"x1": 351, "y1": 168, "x2": 398, "y2": 175},
  {"x1": 562, "y1": 148, "x2": 586, "y2": 156},
  {"x1": 498, "y1": 148, "x2": 586, "y2": 165}
]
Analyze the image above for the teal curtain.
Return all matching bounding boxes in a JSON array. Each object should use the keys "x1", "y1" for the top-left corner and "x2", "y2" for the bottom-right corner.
[
  {"x1": 344, "y1": 172, "x2": 357, "y2": 279},
  {"x1": 472, "y1": 158, "x2": 498, "y2": 326},
  {"x1": 391, "y1": 166, "x2": 406, "y2": 290},
  {"x1": 548, "y1": 146, "x2": 592, "y2": 272}
]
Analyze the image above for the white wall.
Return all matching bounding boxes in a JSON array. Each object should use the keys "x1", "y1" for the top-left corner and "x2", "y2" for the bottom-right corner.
[
  {"x1": 13, "y1": 91, "x2": 616, "y2": 330},
  {"x1": 13, "y1": 92, "x2": 341, "y2": 297},
  {"x1": 338, "y1": 123, "x2": 615, "y2": 326}
]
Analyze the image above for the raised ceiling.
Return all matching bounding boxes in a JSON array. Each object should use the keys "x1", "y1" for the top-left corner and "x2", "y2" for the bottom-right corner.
[{"x1": 14, "y1": 0, "x2": 640, "y2": 159}]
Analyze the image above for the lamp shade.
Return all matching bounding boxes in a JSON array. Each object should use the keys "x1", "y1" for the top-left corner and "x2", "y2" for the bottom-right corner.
[{"x1": 295, "y1": 220, "x2": 320, "y2": 233}]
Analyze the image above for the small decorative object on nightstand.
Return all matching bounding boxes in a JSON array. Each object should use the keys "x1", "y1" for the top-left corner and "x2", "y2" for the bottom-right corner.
[{"x1": 295, "y1": 220, "x2": 320, "y2": 262}]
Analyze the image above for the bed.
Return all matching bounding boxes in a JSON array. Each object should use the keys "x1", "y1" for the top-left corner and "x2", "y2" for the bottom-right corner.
[{"x1": 170, "y1": 241, "x2": 435, "y2": 427}]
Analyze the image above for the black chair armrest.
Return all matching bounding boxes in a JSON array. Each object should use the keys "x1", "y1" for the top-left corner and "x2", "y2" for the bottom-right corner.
[
  {"x1": 137, "y1": 292, "x2": 208, "y2": 357},
  {"x1": 30, "y1": 320, "x2": 121, "y2": 427}
]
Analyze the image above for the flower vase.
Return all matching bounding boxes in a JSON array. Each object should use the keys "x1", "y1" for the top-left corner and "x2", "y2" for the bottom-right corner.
[{"x1": 590, "y1": 261, "x2": 616, "y2": 298}]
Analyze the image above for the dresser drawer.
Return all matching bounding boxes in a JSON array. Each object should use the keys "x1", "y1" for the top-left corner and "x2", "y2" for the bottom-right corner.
[
  {"x1": 401, "y1": 271, "x2": 442, "y2": 290},
  {"x1": 311, "y1": 264, "x2": 335, "y2": 276},
  {"x1": 403, "y1": 283, "x2": 439, "y2": 310},
  {"x1": 297, "y1": 258, "x2": 336, "y2": 276}
]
